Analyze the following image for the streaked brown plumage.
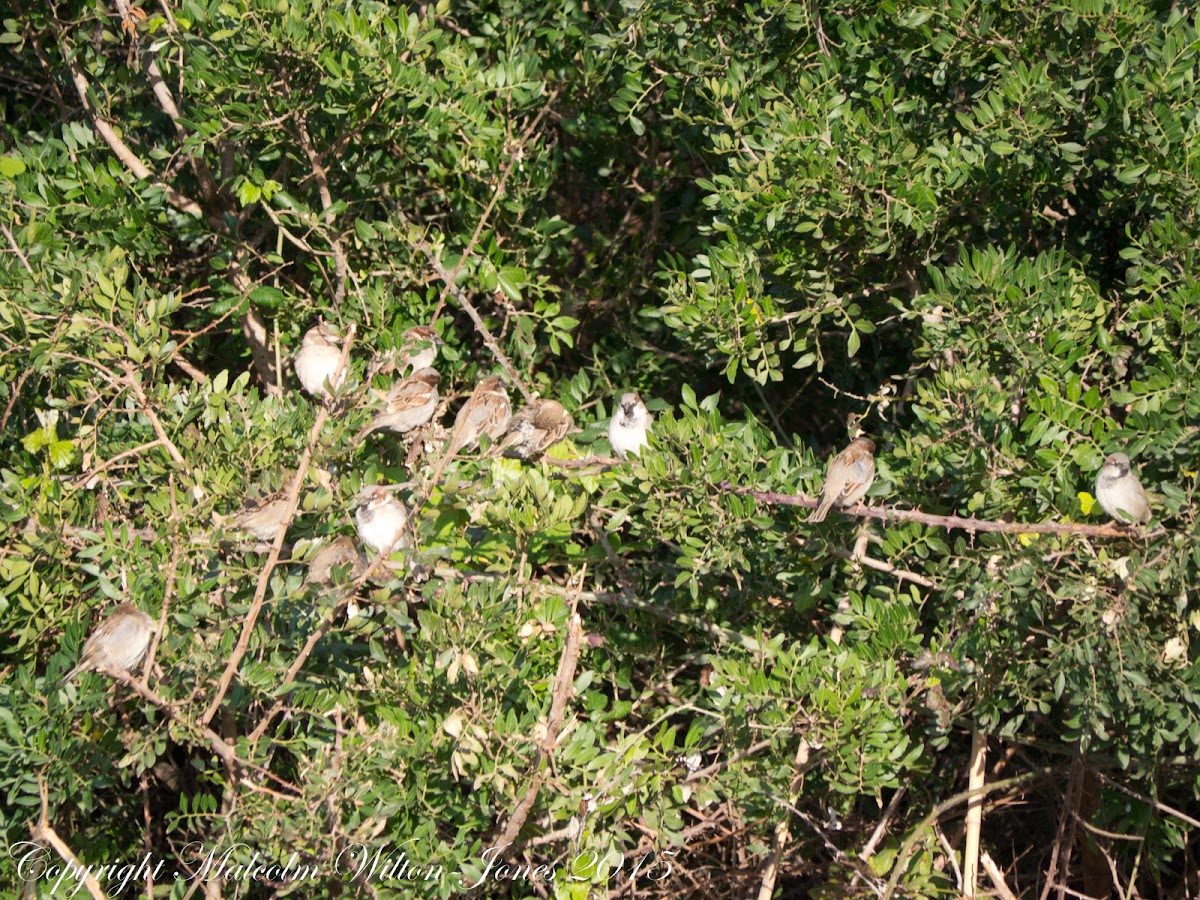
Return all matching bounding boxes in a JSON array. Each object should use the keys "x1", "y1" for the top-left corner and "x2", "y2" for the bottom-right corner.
[
  {"x1": 495, "y1": 399, "x2": 575, "y2": 460},
  {"x1": 354, "y1": 367, "x2": 441, "y2": 442},
  {"x1": 305, "y1": 535, "x2": 368, "y2": 584},
  {"x1": 810, "y1": 437, "x2": 876, "y2": 523},
  {"x1": 62, "y1": 602, "x2": 156, "y2": 684},
  {"x1": 447, "y1": 376, "x2": 511, "y2": 456}
]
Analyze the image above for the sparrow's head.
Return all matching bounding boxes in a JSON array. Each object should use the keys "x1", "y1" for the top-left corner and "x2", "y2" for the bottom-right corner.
[
  {"x1": 1104, "y1": 452, "x2": 1131, "y2": 476},
  {"x1": 617, "y1": 392, "x2": 647, "y2": 423},
  {"x1": 403, "y1": 325, "x2": 444, "y2": 346},
  {"x1": 303, "y1": 322, "x2": 340, "y2": 347},
  {"x1": 411, "y1": 367, "x2": 441, "y2": 386},
  {"x1": 357, "y1": 484, "x2": 391, "y2": 510},
  {"x1": 476, "y1": 375, "x2": 507, "y2": 396},
  {"x1": 854, "y1": 437, "x2": 877, "y2": 454}
]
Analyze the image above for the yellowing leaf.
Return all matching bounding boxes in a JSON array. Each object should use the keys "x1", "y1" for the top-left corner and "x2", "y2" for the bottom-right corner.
[
  {"x1": 1078, "y1": 491, "x2": 1097, "y2": 515},
  {"x1": 1018, "y1": 533, "x2": 1039, "y2": 547}
]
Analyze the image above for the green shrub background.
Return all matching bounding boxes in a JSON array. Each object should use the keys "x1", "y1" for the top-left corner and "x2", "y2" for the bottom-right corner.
[{"x1": 2, "y1": 0, "x2": 1199, "y2": 897}]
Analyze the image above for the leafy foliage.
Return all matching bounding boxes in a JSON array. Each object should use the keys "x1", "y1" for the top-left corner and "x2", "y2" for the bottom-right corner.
[{"x1": 2, "y1": 0, "x2": 1200, "y2": 897}]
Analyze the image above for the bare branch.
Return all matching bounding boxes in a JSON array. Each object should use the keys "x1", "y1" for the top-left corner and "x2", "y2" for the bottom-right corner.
[
  {"x1": 723, "y1": 483, "x2": 1155, "y2": 540},
  {"x1": 200, "y1": 325, "x2": 356, "y2": 728},
  {"x1": 31, "y1": 780, "x2": 107, "y2": 900},
  {"x1": 58, "y1": 36, "x2": 202, "y2": 217}
]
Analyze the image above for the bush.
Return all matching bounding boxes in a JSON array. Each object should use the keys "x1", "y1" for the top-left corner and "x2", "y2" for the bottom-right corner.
[{"x1": 2, "y1": 1, "x2": 1199, "y2": 897}]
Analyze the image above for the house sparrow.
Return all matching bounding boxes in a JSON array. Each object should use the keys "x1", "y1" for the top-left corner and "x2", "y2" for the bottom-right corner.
[
  {"x1": 447, "y1": 375, "x2": 511, "y2": 455},
  {"x1": 305, "y1": 535, "x2": 368, "y2": 585},
  {"x1": 224, "y1": 492, "x2": 292, "y2": 541},
  {"x1": 354, "y1": 367, "x2": 441, "y2": 442},
  {"x1": 609, "y1": 393, "x2": 651, "y2": 459},
  {"x1": 399, "y1": 325, "x2": 443, "y2": 373},
  {"x1": 495, "y1": 399, "x2": 575, "y2": 460},
  {"x1": 62, "y1": 602, "x2": 156, "y2": 683},
  {"x1": 367, "y1": 325, "x2": 444, "y2": 380},
  {"x1": 294, "y1": 322, "x2": 346, "y2": 400},
  {"x1": 355, "y1": 486, "x2": 411, "y2": 556},
  {"x1": 1095, "y1": 452, "x2": 1151, "y2": 524},
  {"x1": 810, "y1": 437, "x2": 876, "y2": 522}
]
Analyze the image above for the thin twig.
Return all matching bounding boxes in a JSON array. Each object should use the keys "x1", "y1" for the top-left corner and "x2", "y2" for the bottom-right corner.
[
  {"x1": 117, "y1": 363, "x2": 188, "y2": 468},
  {"x1": 850, "y1": 788, "x2": 907, "y2": 890},
  {"x1": 833, "y1": 548, "x2": 936, "y2": 588},
  {"x1": 246, "y1": 531, "x2": 407, "y2": 747},
  {"x1": 1, "y1": 220, "x2": 34, "y2": 274},
  {"x1": 57, "y1": 32, "x2": 202, "y2": 217},
  {"x1": 757, "y1": 739, "x2": 817, "y2": 900},
  {"x1": 295, "y1": 113, "x2": 348, "y2": 306},
  {"x1": 1094, "y1": 772, "x2": 1200, "y2": 830},
  {"x1": 200, "y1": 325, "x2": 356, "y2": 728}
]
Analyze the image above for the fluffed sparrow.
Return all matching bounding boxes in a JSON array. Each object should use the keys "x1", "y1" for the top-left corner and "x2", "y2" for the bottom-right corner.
[
  {"x1": 810, "y1": 437, "x2": 876, "y2": 522},
  {"x1": 62, "y1": 602, "x2": 156, "y2": 683},
  {"x1": 609, "y1": 392, "x2": 651, "y2": 459},
  {"x1": 354, "y1": 367, "x2": 441, "y2": 442},
  {"x1": 447, "y1": 375, "x2": 511, "y2": 455},
  {"x1": 495, "y1": 399, "x2": 576, "y2": 460},
  {"x1": 1095, "y1": 452, "x2": 1151, "y2": 524},
  {"x1": 305, "y1": 535, "x2": 368, "y2": 585},
  {"x1": 355, "y1": 486, "x2": 411, "y2": 556},
  {"x1": 224, "y1": 491, "x2": 292, "y2": 541},
  {"x1": 294, "y1": 322, "x2": 346, "y2": 400}
]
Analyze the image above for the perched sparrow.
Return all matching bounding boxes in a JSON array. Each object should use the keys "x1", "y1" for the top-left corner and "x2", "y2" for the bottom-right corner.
[
  {"x1": 495, "y1": 399, "x2": 575, "y2": 460},
  {"x1": 62, "y1": 602, "x2": 156, "y2": 683},
  {"x1": 1095, "y1": 452, "x2": 1151, "y2": 524},
  {"x1": 225, "y1": 492, "x2": 292, "y2": 541},
  {"x1": 399, "y1": 325, "x2": 443, "y2": 373},
  {"x1": 354, "y1": 367, "x2": 441, "y2": 442},
  {"x1": 305, "y1": 535, "x2": 368, "y2": 585},
  {"x1": 367, "y1": 325, "x2": 444, "y2": 380},
  {"x1": 447, "y1": 376, "x2": 511, "y2": 455},
  {"x1": 810, "y1": 437, "x2": 876, "y2": 523},
  {"x1": 294, "y1": 322, "x2": 346, "y2": 400},
  {"x1": 356, "y1": 486, "x2": 411, "y2": 556},
  {"x1": 609, "y1": 393, "x2": 651, "y2": 459}
]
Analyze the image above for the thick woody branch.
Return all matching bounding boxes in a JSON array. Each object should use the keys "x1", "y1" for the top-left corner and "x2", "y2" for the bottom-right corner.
[
  {"x1": 111, "y1": 0, "x2": 222, "y2": 209},
  {"x1": 722, "y1": 483, "x2": 1153, "y2": 540},
  {"x1": 30, "y1": 786, "x2": 106, "y2": 900},
  {"x1": 59, "y1": 36, "x2": 202, "y2": 218},
  {"x1": 201, "y1": 325, "x2": 356, "y2": 728}
]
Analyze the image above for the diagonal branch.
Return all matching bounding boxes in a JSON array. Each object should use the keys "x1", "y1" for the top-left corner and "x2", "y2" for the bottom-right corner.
[
  {"x1": 490, "y1": 567, "x2": 585, "y2": 854},
  {"x1": 56, "y1": 29, "x2": 202, "y2": 218},
  {"x1": 200, "y1": 325, "x2": 356, "y2": 728},
  {"x1": 418, "y1": 89, "x2": 560, "y2": 404}
]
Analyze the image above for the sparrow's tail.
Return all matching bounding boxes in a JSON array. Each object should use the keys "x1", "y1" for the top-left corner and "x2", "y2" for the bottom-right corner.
[{"x1": 809, "y1": 496, "x2": 833, "y2": 523}]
